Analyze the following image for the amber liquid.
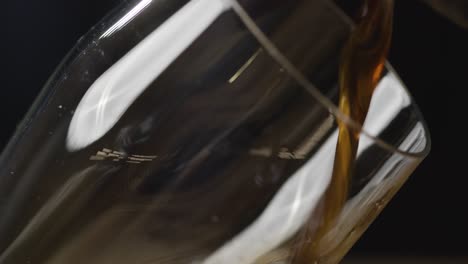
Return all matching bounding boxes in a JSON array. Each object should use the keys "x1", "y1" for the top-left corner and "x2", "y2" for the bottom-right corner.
[{"x1": 293, "y1": 0, "x2": 394, "y2": 262}]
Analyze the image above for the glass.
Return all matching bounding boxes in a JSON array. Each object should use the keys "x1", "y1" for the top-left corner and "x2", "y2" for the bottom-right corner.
[{"x1": 0, "y1": 0, "x2": 430, "y2": 263}]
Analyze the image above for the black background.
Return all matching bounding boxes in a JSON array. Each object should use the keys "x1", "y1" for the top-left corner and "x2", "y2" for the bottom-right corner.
[{"x1": 2, "y1": 0, "x2": 467, "y2": 258}]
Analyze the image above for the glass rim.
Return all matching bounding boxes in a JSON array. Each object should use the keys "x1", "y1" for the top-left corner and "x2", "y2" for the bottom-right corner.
[{"x1": 229, "y1": 0, "x2": 431, "y2": 159}]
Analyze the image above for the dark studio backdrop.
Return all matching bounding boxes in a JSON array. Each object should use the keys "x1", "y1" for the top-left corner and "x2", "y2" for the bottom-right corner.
[{"x1": 2, "y1": 0, "x2": 467, "y2": 259}]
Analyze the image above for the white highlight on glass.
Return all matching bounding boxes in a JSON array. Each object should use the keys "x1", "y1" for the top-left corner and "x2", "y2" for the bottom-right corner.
[
  {"x1": 203, "y1": 72, "x2": 414, "y2": 264},
  {"x1": 67, "y1": 0, "x2": 230, "y2": 151},
  {"x1": 357, "y1": 72, "x2": 412, "y2": 154},
  {"x1": 202, "y1": 131, "x2": 337, "y2": 264},
  {"x1": 100, "y1": 0, "x2": 153, "y2": 39}
]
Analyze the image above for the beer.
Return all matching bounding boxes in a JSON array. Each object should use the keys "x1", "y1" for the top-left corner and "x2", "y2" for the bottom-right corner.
[{"x1": 293, "y1": 0, "x2": 394, "y2": 262}]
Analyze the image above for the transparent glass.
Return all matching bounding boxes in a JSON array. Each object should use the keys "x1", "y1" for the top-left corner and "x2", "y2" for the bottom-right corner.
[{"x1": 0, "y1": 0, "x2": 430, "y2": 263}]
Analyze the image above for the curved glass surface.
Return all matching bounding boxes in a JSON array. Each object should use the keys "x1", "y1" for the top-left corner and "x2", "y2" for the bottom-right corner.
[{"x1": 0, "y1": 0, "x2": 430, "y2": 263}]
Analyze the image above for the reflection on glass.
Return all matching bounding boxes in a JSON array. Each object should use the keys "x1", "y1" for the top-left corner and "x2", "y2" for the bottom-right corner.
[{"x1": 0, "y1": 0, "x2": 430, "y2": 263}]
